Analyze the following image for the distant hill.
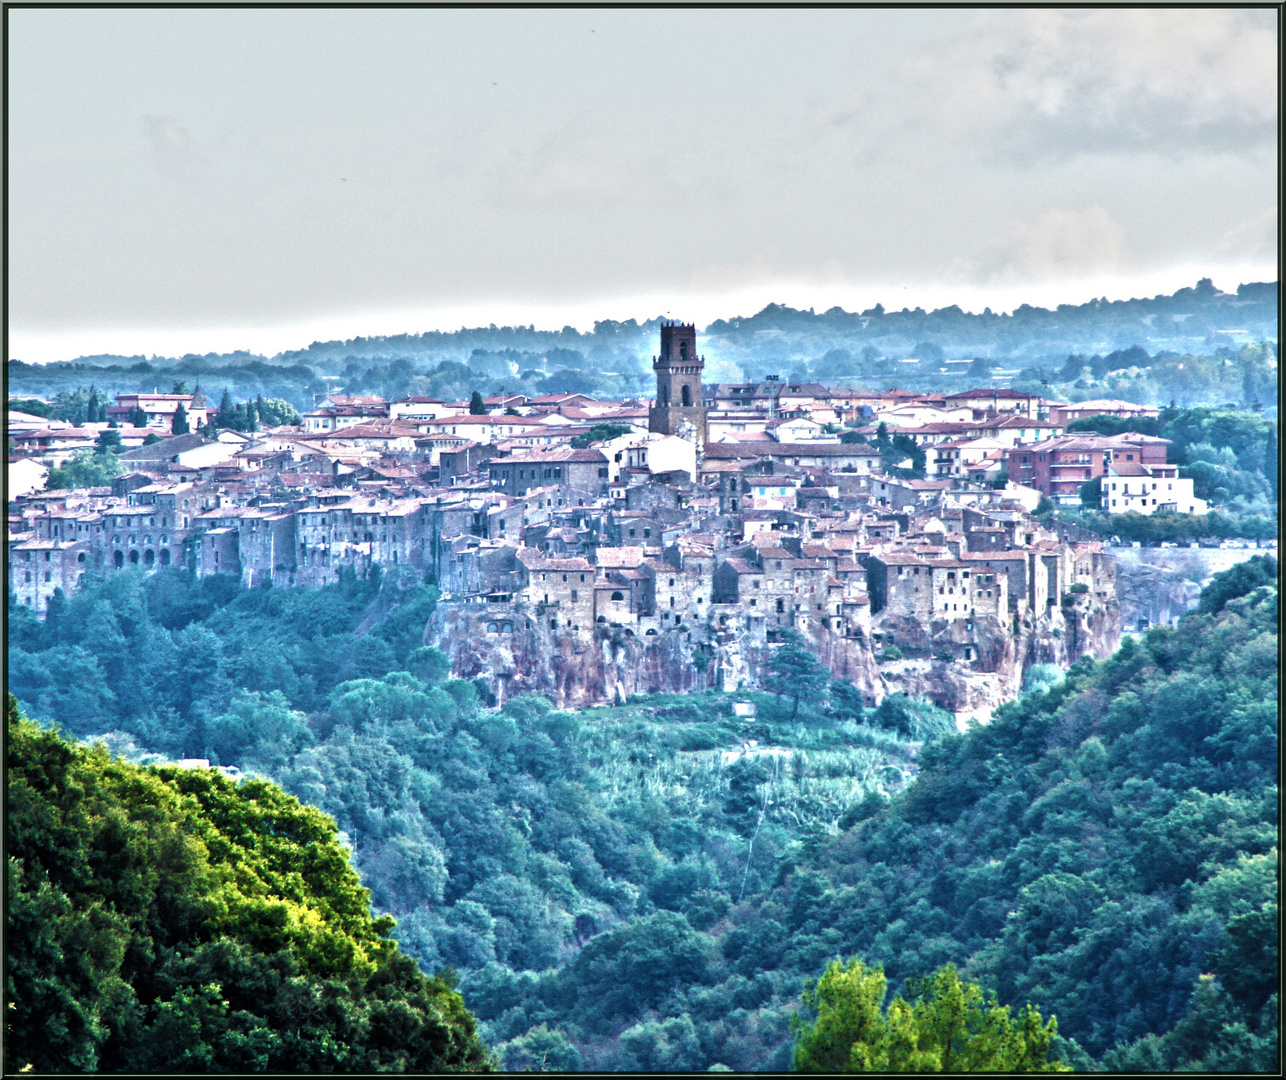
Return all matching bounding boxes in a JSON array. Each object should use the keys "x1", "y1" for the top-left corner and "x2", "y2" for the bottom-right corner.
[{"x1": 7, "y1": 279, "x2": 1277, "y2": 408}]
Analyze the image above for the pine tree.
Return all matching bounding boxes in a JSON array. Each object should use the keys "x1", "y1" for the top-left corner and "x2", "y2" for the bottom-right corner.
[
  {"x1": 172, "y1": 403, "x2": 189, "y2": 435},
  {"x1": 217, "y1": 388, "x2": 234, "y2": 427},
  {"x1": 793, "y1": 958, "x2": 1068, "y2": 1073},
  {"x1": 765, "y1": 630, "x2": 830, "y2": 719},
  {"x1": 470, "y1": 390, "x2": 487, "y2": 415}
]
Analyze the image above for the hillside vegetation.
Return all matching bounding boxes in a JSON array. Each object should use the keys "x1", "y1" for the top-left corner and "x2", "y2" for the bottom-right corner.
[
  {"x1": 8, "y1": 279, "x2": 1275, "y2": 407},
  {"x1": 5, "y1": 695, "x2": 491, "y2": 1072},
  {"x1": 734, "y1": 556, "x2": 1278, "y2": 1070},
  {"x1": 7, "y1": 556, "x2": 1277, "y2": 1070}
]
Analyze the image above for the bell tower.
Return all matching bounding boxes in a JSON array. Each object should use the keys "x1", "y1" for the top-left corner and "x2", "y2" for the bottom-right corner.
[{"x1": 649, "y1": 322, "x2": 707, "y2": 447}]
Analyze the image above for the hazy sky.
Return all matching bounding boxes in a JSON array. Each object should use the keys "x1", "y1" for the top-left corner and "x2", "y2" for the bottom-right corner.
[{"x1": 8, "y1": 7, "x2": 1278, "y2": 362}]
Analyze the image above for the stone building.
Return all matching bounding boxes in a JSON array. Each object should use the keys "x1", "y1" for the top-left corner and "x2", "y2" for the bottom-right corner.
[
  {"x1": 488, "y1": 448, "x2": 610, "y2": 495},
  {"x1": 649, "y1": 322, "x2": 707, "y2": 447},
  {"x1": 9, "y1": 538, "x2": 88, "y2": 613},
  {"x1": 516, "y1": 549, "x2": 598, "y2": 632}
]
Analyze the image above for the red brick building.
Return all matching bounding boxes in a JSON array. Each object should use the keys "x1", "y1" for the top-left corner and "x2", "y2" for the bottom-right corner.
[{"x1": 1006, "y1": 434, "x2": 1171, "y2": 503}]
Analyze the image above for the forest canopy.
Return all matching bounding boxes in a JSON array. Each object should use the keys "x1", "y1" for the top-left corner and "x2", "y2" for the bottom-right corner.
[
  {"x1": 5, "y1": 553, "x2": 1279, "y2": 1071},
  {"x1": 5, "y1": 695, "x2": 492, "y2": 1073}
]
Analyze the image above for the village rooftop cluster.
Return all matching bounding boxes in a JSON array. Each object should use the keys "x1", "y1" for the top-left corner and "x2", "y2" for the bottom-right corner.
[{"x1": 8, "y1": 326, "x2": 1201, "y2": 698}]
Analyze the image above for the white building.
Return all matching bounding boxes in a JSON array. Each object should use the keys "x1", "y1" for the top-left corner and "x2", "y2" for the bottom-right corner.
[{"x1": 1101, "y1": 461, "x2": 1208, "y2": 516}]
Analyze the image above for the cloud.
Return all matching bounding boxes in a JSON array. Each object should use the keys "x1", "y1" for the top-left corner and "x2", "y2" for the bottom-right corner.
[
  {"x1": 948, "y1": 205, "x2": 1129, "y2": 284},
  {"x1": 140, "y1": 115, "x2": 209, "y2": 173},
  {"x1": 689, "y1": 254, "x2": 777, "y2": 295},
  {"x1": 1216, "y1": 208, "x2": 1277, "y2": 262},
  {"x1": 495, "y1": 114, "x2": 681, "y2": 209},
  {"x1": 850, "y1": 10, "x2": 1277, "y2": 164}
]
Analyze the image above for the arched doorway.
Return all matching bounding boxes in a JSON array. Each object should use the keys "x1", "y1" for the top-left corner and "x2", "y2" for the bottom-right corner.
[
  {"x1": 129, "y1": 550, "x2": 140, "y2": 565},
  {"x1": 114, "y1": 550, "x2": 124, "y2": 568},
  {"x1": 160, "y1": 548, "x2": 171, "y2": 566},
  {"x1": 144, "y1": 549, "x2": 155, "y2": 567}
]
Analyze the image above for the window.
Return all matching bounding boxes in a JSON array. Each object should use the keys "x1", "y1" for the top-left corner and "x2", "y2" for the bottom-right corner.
[{"x1": 611, "y1": 590, "x2": 625, "y2": 601}]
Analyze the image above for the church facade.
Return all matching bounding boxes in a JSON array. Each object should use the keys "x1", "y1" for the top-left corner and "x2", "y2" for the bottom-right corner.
[{"x1": 648, "y1": 322, "x2": 707, "y2": 448}]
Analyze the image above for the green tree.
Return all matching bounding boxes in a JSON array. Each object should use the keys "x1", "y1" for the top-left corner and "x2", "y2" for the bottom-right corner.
[
  {"x1": 793, "y1": 958, "x2": 1068, "y2": 1073},
  {"x1": 470, "y1": 391, "x2": 487, "y2": 415},
  {"x1": 46, "y1": 448, "x2": 121, "y2": 490},
  {"x1": 253, "y1": 398, "x2": 301, "y2": 427},
  {"x1": 172, "y1": 380, "x2": 188, "y2": 394},
  {"x1": 766, "y1": 632, "x2": 831, "y2": 718},
  {"x1": 570, "y1": 422, "x2": 633, "y2": 448},
  {"x1": 498, "y1": 1024, "x2": 582, "y2": 1071},
  {"x1": 96, "y1": 427, "x2": 123, "y2": 454},
  {"x1": 4, "y1": 696, "x2": 493, "y2": 1073},
  {"x1": 172, "y1": 402, "x2": 190, "y2": 435},
  {"x1": 1197, "y1": 555, "x2": 1276, "y2": 616},
  {"x1": 829, "y1": 678, "x2": 866, "y2": 721}
]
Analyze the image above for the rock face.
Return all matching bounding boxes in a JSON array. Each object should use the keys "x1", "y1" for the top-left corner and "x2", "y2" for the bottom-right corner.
[
  {"x1": 427, "y1": 547, "x2": 1137, "y2": 719},
  {"x1": 1111, "y1": 546, "x2": 1266, "y2": 631},
  {"x1": 870, "y1": 592, "x2": 1121, "y2": 726},
  {"x1": 426, "y1": 603, "x2": 885, "y2": 710}
]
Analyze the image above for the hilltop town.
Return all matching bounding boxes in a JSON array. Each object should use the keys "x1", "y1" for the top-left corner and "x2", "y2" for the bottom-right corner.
[{"x1": 9, "y1": 323, "x2": 1219, "y2": 719}]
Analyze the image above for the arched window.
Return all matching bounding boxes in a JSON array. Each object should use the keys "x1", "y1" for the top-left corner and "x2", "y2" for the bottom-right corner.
[
  {"x1": 488, "y1": 622, "x2": 499, "y2": 633},
  {"x1": 611, "y1": 590, "x2": 625, "y2": 601},
  {"x1": 114, "y1": 550, "x2": 124, "y2": 568},
  {"x1": 144, "y1": 550, "x2": 155, "y2": 567},
  {"x1": 160, "y1": 549, "x2": 171, "y2": 566},
  {"x1": 681, "y1": 385, "x2": 692, "y2": 407},
  {"x1": 501, "y1": 622, "x2": 512, "y2": 633},
  {"x1": 129, "y1": 550, "x2": 140, "y2": 565},
  {"x1": 77, "y1": 552, "x2": 86, "y2": 563}
]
